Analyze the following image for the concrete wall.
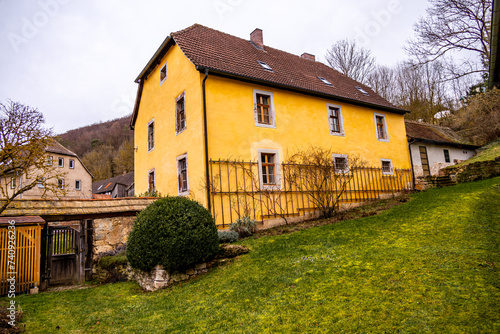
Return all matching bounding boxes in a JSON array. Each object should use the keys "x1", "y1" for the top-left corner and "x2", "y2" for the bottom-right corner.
[{"x1": 410, "y1": 143, "x2": 476, "y2": 177}]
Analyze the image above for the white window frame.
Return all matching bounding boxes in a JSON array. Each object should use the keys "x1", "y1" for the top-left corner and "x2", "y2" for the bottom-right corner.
[
  {"x1": 332, "y1": 153, "x2": 349, "y2": 173},
  {"x1": 47, "y1": 156, "x2": 53, "y2": 166},
  {"x1": 148, "y1": 169, "x2": 155, "y2": 193},
  {"x1": 253, "y1": 89, "x2": 276, "y2": 129},
  {"x1": 176, "y1": 154, "x2": 189, "y2": 196},
  {"x1": 381, "y1": 159, "x2": 394, "y2": 175},
  {"x1": 175, "y1": 92, "x2": 187, "y2": 135},
  {"x1": 159, "y1": 62, "x2": 167, "y2": 85},
  {"x1": 257, "y1": 149, "x2": 281, "y2": 189},
  {"x1": 327, "y1": 103, "x2": 345, "y2": 136},
  {"x1": 10, "y1": 177, "x2": 16, "y2": 189},
  {"x1": 58, "y1": 179, "x2": 65, "y2": 189},
  {"x1": 374, "y1": 113, "x2": 389, "y2": 142},
  {"x1": 69, "y1": 159, "x2": 75, "y2": 169},
  {"x1": 58, "y1": 157, "x2": 64, "y2": 167},
  {"x1": 75, "y1": 180, "x2": 81, "y2": 190},
  {"x1": 147, "y1": 118, "x2": 155, "y2": 152}
]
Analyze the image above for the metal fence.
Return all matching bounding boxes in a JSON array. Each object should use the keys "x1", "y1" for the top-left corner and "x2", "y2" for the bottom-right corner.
[{"x1": 209, "y1": 159, "x2": 413, "y2": 228}]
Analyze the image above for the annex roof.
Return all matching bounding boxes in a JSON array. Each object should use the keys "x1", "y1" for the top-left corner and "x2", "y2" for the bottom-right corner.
[
  {"x1": 131, "y1": 24, "x2": 407, "y2": 127},
  {"x1": 405, "y1": 120, "x2": 480, "y2": 149}
]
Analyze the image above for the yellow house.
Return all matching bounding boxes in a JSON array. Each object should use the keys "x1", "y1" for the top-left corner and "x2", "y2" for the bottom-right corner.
[{"x1": 130, "y1": 24, "x2": 412, "y2": 226}]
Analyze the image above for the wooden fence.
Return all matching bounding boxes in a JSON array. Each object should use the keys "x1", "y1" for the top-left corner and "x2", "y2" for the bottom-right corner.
[
  {"x1": 0, "y1": 217, "x2": 45, "y2": 295},
  {"x1": 209, "y1": 159, "x2": 413, "y2": 228}
]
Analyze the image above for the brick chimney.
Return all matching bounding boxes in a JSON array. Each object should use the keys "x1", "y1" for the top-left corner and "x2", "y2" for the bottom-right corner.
[
  {"x1": 301, "y1": 53, "x2": 315, "y2": 61},
  {"x1": 250, "y1": 28, "x2": 264, "y2": 49}
]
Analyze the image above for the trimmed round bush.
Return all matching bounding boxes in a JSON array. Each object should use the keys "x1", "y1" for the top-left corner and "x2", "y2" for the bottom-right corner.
[{"x1": 127, "y1": 196, "x2": 219, "y2": 272}]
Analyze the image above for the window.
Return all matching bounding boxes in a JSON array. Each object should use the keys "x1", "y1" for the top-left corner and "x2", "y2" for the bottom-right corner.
[
  {"x1": 355, "y1": 86, "x2": 369, "y2": 95},
  {"x1": 148, "y1": 170, "x2": 155, "y2": 193},
  {"x1": 75, "y1": 180, "x2": 81, "y2": 190},
  {"x1": 10, "y1": 177, "x2": 16, "y2": 189},
  {"x1": 381, "y1": 159, "x2": 393, "y2": 175},
  {"x1": 257, "y1": 61, "x2": 273, "y2": 71},
  {"x1": 175, "y1": 92, "x2": 186, "y2": 134},
  {"x1": 332, "y1": 154, "x2": 349, "y2": 173},
  {"x1": 147, "y1": 119, "x2": 155, "y2": 151},
  {"x1": 58, "y1": 158, "x2": 64, "y2": 167},
  {"x1": 258, "y1": 149, "x2": 280, "y2": 189},
  {"x1": 57, "y1": 179, "x2": 64, "y2": 189},
  {"x1": 47, "y1": 156, "x2": 53, "y2": 166},
  {"x1": 374, "y1": 113, "x2": 389, "y2": 141},
  {"x1": 69, "y1": 159, "x2": 75, "y2": 169},
  {"x1": 444, "y1": 149, "x2": 450, "y2": 163},
  {"x1": 160, "y1": 63, "x2": 167, "y2": 85},
  {"x1": 37, "y1": 177, "x2": 45, "y2": 188},
  {"x1": 327, "y1": 104, "x2": 344, "y2": 136},
  {"x1": 253, "y1": 89, "x2": 276, "y2": 128},
  {"x1": 177, "y1": 154, "x2": 188, "y2": 195},
  {"x1": 318, "y1": 76, "x2": 332, "y2": 86}
]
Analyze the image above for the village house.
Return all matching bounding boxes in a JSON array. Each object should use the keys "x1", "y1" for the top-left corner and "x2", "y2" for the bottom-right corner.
[
  {"x1": 4, "y1": 141, "x2": 93, "y2": 200},
  {"x1": 92, "y1": 172, "x2": 134, "y2": 198},
  {"x1": 405, "y1": 120, "x2": 479, "y2": 177},
  {"x1": 130, "y1": 24, "x2": 412, "y2": 225}
]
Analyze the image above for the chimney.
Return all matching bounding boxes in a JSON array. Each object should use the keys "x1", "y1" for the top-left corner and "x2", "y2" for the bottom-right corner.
[
  {"x1": 301, "y1": 53, "x2": 315, "y2": 61},
  {"x1": 250, "y1": 28, "x2": 264, "y2": 49}
]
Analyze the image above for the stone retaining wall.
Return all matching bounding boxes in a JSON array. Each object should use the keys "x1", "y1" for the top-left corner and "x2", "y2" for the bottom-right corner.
[
  {"x1": 444, "y1": 158, "x2": 500, "y2": 183},
  {"x1": 93, "y1": 216, "x2": 136, "y2": 257}
]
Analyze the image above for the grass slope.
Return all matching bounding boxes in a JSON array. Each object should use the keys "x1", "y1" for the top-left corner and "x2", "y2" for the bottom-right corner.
[
  {"x1": 7, "y1": 178, "x2": 500, "y2": 333},
  {"x1": 454, "y1": 138, "x2": 500, "y2": 167}
]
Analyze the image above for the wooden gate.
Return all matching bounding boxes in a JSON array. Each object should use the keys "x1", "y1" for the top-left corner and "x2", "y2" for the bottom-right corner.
[
  {"x1": 41, "y1": 220, "x2": 93, "y2": 288},
  {"x1": 0, "y1": 216, "x2": 45, "y2": 295}
]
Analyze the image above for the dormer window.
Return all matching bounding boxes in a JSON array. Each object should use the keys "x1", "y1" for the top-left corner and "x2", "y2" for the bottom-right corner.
[
  {"x1": 355, "y1": 86, "x2": 369, "y2": 95},
  {"x1": 318, "y1": 77, "x2": 332, "y2": 86},
  {"x1": 257, "y1": 61, "x2": 273, "y2": 71}
]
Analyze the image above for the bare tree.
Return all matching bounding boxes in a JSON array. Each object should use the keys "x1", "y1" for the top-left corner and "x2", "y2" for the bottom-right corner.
[
  {"x1": 325, "y1": 39, "x2": 376, "y2": 85},
  {"x1": 286, "y1": 146, "x2": 367, "y2": 219},
  {"x1": 0, "y1": 101, "x2": 66, "y2": 214},
  {"x1": 406, "y1": 0, "x2": 492, "y2": 80},
  {"x1": 452, "y1": 87, "x2": 500, "y2": 145}
]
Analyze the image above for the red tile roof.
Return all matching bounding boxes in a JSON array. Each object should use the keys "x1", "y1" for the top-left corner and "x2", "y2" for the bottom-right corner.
[
  {"x1": 132, "y1": 24, "x2": 406, "y2": 127},
  {"x1": 405, "y1": 120, "x2": 479, "y2": 148}
]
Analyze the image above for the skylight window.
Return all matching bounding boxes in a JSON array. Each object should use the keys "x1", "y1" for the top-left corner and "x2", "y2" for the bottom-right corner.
[
  {"x1": 355, "y1": 86, "x2": 369, "y2": 96},
  {"x1": 318, "y1": 76, "x2": 332, "y2": 86},
  {"x1": 257, "y1": 61, "x2": 273, "y2": 71}
]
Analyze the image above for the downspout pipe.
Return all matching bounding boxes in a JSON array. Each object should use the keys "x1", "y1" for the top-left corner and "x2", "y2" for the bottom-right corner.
[{"x1": 202, "y1": 69, "x2": 211, "y2": 212}]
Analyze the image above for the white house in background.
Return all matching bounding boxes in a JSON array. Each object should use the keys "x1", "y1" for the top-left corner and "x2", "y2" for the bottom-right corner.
[{"x1": 405, "y1": 120, "x2": 480, "y2": 177}]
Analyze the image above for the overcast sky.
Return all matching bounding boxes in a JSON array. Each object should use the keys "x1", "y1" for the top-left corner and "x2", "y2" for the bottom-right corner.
[{"x1": 0, "y1": 0, "x2": 429, "y2": 134}]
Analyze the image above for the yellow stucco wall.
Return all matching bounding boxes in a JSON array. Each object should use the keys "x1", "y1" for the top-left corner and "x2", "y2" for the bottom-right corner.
[
  {"x1": 134, "y1": 44, "x2": 205, "y2": 202},
  {"x1": 134, "y1": 46, "x2": 411, "y2": 209},
  {"x1": 205, "y1": 76, "x2": 411, "y2": 169}
]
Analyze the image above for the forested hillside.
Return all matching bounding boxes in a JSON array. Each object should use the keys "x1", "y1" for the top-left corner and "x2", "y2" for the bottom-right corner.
[{"x1": 57, "y1": 115, "x2": 134, "y2": 182}]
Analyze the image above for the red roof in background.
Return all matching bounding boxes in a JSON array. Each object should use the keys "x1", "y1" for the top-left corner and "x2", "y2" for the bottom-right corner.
[
  {"x1": 131, "y1": 24, "x2": 407, "y2": 128},
  {"x1": 405, "y1": 120, "x2": 479, "y2": 148}
]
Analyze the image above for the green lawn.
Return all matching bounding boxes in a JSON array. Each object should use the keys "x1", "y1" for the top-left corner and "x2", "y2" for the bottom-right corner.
[{"x1": 7, "y1": 178, "x2": 500, "y2": 333}]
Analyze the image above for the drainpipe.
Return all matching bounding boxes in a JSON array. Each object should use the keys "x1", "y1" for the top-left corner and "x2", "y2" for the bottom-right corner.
[
  {"x1": 408, "y1": 138, "x2": 418, "y2": 191},
  {"x1": 202, "y1": 69, "x2": 211, "y2": 212}
]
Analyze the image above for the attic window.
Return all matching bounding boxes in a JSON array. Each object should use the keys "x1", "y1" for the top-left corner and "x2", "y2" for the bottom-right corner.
[
  {"x1": 355, "y1": 86, "x2": 369, "y2": 95},
  {"x1": 318, "y1": 77, "x2": 332, "y2": 86},
  {"x1": 257, "y1": 61, "x2": 273, "y2": 71}
]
